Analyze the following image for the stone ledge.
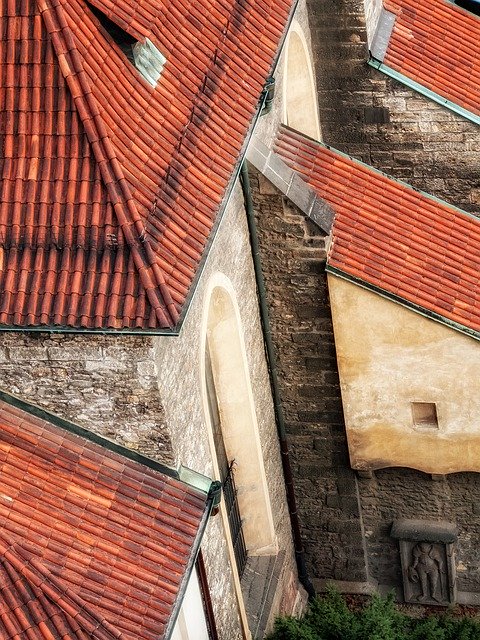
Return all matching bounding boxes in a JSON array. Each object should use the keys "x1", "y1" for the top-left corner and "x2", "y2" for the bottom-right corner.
[{"x1": 246, "y1": 135, "x2": 334, "y2": 234}]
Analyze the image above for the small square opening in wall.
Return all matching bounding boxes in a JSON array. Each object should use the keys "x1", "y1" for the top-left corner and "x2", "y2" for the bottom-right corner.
[{"x1": 411, "y1": 402, "x2": 438, "y2": 429}]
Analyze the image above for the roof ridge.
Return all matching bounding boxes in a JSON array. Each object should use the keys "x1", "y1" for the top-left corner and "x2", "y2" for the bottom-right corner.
[
  {"x1": 36, "y1": 0, "x2": 179, "y2": 328},
  {"x1": 0, "y1": 532, "x2": 122, "y2": 640}
]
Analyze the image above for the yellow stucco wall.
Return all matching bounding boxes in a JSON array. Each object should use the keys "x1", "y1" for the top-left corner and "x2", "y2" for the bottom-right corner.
[{"x1": 328, "y1": 274, "x2": 480, "y2": 474}]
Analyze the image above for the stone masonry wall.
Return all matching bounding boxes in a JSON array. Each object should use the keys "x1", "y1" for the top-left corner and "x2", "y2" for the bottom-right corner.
[
  {"x1": 250, "y1": 169, "x2": 369, "y2": 588},
  {"x1": 358, "y1": 470, "x2": 480, "y2": 598},
  {"x1": 0, "y1": 332, "x2": 174, "y2": 463},
  {"x1": 308, "y1": 0, "x2": 480, "y2": 213}
]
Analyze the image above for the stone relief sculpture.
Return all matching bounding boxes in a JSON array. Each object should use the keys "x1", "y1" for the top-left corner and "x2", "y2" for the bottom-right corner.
[
  {"x1": 408, "y1": 542, "x2": 445, "y2": 603},
  {"x1": 391, "y1": 519, "x2": 457, "y2": 606}
]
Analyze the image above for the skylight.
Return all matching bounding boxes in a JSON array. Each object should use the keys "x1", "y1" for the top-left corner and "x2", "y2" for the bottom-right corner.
[{"x1": 87, "y1": 3, "x2": 166, "y2": 86}]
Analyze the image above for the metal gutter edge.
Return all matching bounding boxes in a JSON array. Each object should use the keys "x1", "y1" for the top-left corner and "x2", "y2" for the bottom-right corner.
[
  {"x1": 326, "y1": 265, "x2": 480, "y2": 343},
  {"x1": 0, "y1": 325, "x2": 178, "y2": 336},
  {"x1": 368, "y1": 57, "x2": 480, "y2": 127},
  {"x1": 240, "y1": 162, "x2": 316, "y2": 600}
]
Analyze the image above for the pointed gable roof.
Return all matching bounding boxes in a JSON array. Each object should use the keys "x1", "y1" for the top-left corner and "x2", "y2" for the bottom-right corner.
[
  {"x1": 370, "y1": 0, "x2": 480, "y2": 123},
  {"x1": 1, "y1": 0, "x2": 293, "y2": 330},
  {"x1": 275, "y1": 126, "x2": 480, "y2": 340},
  {"x1": 0, "y1": 391, "x2": 214, "y2": 639}
]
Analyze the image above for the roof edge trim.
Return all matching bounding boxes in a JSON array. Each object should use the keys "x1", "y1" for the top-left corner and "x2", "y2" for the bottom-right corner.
[
  {"x1": 326, "y1": 265, "x2": 480, "y2": 343},
  {"x1": 0, "y1": 388, "x2": 214, "y2": 493},
  {"x1": 164, "y1": 493, "x2": 215, "y2": 640},
  {"x1": 0, "y1": 325, "x2": 179, "y2": 336},
  {"x1": 368, "y1": 57, "x2": 480, "y2": 126}
]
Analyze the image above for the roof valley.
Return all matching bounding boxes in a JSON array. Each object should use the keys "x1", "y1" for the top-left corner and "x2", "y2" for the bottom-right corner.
[{"x1": 36, "y1": 0, "x2": 178, "y2": 328}]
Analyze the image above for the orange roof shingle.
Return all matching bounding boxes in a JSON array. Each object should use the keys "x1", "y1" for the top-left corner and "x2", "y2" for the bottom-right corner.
[
  {"x1": 376, "y1": 0, "x2": 480, "y2": 119},
  {"x1": 0, "y1": 394, "x2": 212, "y2": 639},
  {"x1": 275, "y1": 126, "x2": 480, "y2": 338},
  {"x1": 1, "y1": 0, "x2": 292, "y2": 330}
]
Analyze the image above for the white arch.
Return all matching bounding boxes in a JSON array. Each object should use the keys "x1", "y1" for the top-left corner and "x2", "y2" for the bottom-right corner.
[
  {"x1": 200, "y1": 273, "x2": 277, "y2": 554},
  {"x1": 282, "y1": 21, "x2": 322, "y2": 141}
]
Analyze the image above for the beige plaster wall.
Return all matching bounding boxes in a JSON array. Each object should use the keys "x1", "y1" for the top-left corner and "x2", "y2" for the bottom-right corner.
[
  {"x1": 253, "y1": 0, "x2": 318, "y2": 147},
  {"x1": 328, "y1": 275, "x2": 480, "y2": 474}
]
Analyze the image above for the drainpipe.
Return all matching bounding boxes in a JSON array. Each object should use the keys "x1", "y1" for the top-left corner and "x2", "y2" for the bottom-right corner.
[{"x1": 240, "y1": 161, "x2": 316, "y2": 600}]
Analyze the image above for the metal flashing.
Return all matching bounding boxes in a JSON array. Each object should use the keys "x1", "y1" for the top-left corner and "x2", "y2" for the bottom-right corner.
[
  {"x1": 368, "y1": 58, "x2": 480, "y2": 126},
  {"x1": 370, "y1": 8, "x2": 396, "y2": 62},
  {"x1": 326, "y1": 266, "x2": 480, "y2": 343},
  {"x1": 246, "y1": 135, "x2": 334, "y2": 233},
  {"x1": 133, "y1": 38, "x2": 166, "y2": 87}
]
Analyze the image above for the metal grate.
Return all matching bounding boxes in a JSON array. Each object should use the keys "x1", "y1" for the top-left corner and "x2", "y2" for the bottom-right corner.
[{"x1": 223, "y1": 461, "x2": 248, "y2": 578}]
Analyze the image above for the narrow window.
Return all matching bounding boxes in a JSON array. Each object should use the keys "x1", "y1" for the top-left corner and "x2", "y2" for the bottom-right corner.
[{"x1": 411, "y1": 402, "x2": 438, "y2": 429}]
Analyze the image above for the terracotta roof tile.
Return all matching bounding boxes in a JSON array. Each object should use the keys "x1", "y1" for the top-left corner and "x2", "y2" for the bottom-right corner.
[
  {"x1": 0, "y1": 395, "x2": 211, "y2": 639},
  {"x1": 275, "y1": 126, "x2": 480, "y2": 338},
  {"x1": 379, "y1": 0, "x2": 480, "y2": 118},
  {"x1": 0, "y1": 0, "x2": 292, "y2": 330}
]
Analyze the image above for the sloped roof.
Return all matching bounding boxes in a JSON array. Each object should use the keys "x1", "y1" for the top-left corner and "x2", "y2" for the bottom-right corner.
[
  {"x1": 0, "y1": 0, "x2": 292, "y2": 331},
  {"x1": 0, "y1": 393, "x2": 213, "y2": 639},
  {"x1": 275, "y1": 126, "x2": 480, "y2": 339},
  {"x1": 370, "y1": 0, "x2": 480, "y2": 121}
]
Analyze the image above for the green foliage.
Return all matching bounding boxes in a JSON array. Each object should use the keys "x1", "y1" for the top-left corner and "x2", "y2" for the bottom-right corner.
[{"x1": 266, "y1": 590, "x2": 480, "y2": 640}]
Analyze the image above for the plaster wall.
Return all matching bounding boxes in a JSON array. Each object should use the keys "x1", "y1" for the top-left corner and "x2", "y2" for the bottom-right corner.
[
  {"x1": 329, "y1": 276, "x2": 480, "y2": 474},
  {"x1": 253, "y1": 0, "x2": 319, "y2": 147}
]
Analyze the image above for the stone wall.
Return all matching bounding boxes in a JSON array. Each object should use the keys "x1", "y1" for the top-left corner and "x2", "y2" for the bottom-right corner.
[
  {"x1": 0, "y1": 332, "x2": 174, "y2": 463},
  {"x1": 250, "y1": 169, "x2": 369, "y2": 588},
  {"x1": 308, "y1": 0, "x2": 480, "y2": 213},
  {"x1": 358, "y1": 470, "x2": 480, "y2": 599},
  {"x1": 154, "y1": 181, "x2": 303, "y2": 638}
]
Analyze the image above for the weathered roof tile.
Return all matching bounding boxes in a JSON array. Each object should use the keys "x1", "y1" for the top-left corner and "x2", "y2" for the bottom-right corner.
[{"x1": 275, "y1": 126, "x2": 480, "y2": 339}]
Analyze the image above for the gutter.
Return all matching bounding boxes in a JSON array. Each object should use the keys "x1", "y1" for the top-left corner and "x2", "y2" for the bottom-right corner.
[{"x1": 240, "y1": 161, "x2": 316, "y2": 600}]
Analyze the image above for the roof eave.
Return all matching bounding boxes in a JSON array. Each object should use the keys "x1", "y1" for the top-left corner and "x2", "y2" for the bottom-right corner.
[
  {"x1": 368, "y1": 56, "x2": 480, "y2": 126},
  {"x1": 326, "y1": 264, "x2": 480, "y2": 343}
]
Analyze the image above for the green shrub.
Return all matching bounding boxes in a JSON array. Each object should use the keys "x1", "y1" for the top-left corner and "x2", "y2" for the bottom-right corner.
[{"x1": 266, "y1": 590, "x2": 480, "y2": 640}]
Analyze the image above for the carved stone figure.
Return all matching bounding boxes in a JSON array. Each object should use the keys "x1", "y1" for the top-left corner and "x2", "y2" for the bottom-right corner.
[
  {"x1": 391, "y1": 519, "x2": 457, "y2": 606},
  {"x1": 408, "y1": 542, "x2": 445, "y2": 602}
]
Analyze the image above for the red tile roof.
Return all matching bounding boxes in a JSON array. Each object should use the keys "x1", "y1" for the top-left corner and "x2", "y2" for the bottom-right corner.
[
  {"x1": 275, "y1": 126, "x2": 480, "y2": 338},
  {"x1": 379, "y1": 0, "x2": 480, "y2": 119},
  {"x1": 1, "y1": 0, "x2": 292, "y2": 330},
  {"x1": 0, "y1": 394, "x2": 212, "y2": 639}
]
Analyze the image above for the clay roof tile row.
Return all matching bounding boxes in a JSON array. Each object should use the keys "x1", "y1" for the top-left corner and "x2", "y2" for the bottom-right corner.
[
  {"x1": 0, "y1": 0, "x2": 293, "y2": 330},
  {"x1": 379, "y1": 0, "x2": 480, "y2": 119},
  {"x1": 0, "y1": 395, "x2": 211, "y2": 639},
  {"x1": 275, "y1": 126, "x2": 480, "y2": 338}
]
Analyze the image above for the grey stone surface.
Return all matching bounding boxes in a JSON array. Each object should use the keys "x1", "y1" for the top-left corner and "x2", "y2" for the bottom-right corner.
[{"x1": 391, "y1": 519, "x2": 458, "y2": 544}]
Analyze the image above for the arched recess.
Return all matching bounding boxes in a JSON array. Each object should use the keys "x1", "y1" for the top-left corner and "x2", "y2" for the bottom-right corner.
[
  {"x1": 200, "y1": 274, "x2": 277, "y2": 560},
  {"x1": 282, "y1": 22, "x2": 322, "y2": 141}
]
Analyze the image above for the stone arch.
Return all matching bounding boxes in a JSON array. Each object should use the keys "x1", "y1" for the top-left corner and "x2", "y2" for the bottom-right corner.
[
  {"x1": 283, "y1": 22, "x2": 322, "y2": 140},
  {"x1": 200, "y1": 273, "x2": 277, "y2": 557}
]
